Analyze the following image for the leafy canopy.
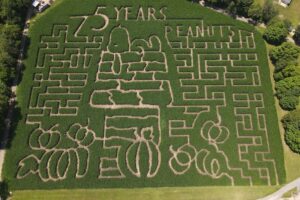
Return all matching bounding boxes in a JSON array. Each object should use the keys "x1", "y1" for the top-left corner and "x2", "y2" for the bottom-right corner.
[
  {"x1": 263, "y1": 21, "x2": 288, "y2": 45},
  {"x1": 270, "y1": 42, "x2": 300, "y2": 71}
]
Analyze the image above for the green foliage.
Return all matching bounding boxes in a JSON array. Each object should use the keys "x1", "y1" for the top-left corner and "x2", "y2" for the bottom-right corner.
[
  {"x1": 262, "y1": 0, "x2": 278, "y2": 24},
  {"x1": 274, "y1": 66, "x2": 300, "y2": 81},
  {"x1": 275, "y1": 75, "x2": 300, "y2": 110},
  {"x1": 0, "y1": 0, "x2": 17, "y2": 22},
  {"x1": 269, "y1": 42, "x2": 300, "y2": 71},
  {"x1": 0, "y1": 24, "x2": 21, "y2": 57},
  {"x1": 204, "y1": 0, "x2": 231, "y2": 7},
  {"x1": 294, "y1": 25, "x2": 300, "y2": 45},
  {"x1": 283, "y1": 19, "x2": 292, "y2": 32},
  {"x1": 285, "y1": 127, "x2": 300, "y2": 154},
  {"x1": 0, "y1": 0, "x2": 28, "y2": 139},
  {"x1": 0, "y1": 80, "x2": 9, "y2": 123},
  {"x1": 248, "y1": 3, "x2": 263, "y2": 22},
  {"x1": 236, "y1": 0, "x2": 254, "y2": 16},
  {"x1": 226, "y1": 1, "x2": 237, "y2": 16},
  {"x1": 0, "y1": 25, "x2": 21, "y2": 80},
  {"x1": 273, "y1": 71, "x2": 284, "y2": 82},
  {"x1": 0, "y1": 65, "x2": 8, "y2": 82},
  {"x1": 282, "y1": 65, "x2": 300, "y2": 78},
  {"x1": 282, "y1": 109, "x2": 300, "y2": 125},
  {"x1": 263, "y1": 21, "x2": 288, "y2": 45},
  {"x1": 0, "y1": 0, "x2": 31, "y2": 23},
  {"x1": 204, "y1": 0, "x2": 255, "y2": 18},
  {"x1": 269, "y1": 25, "x2": 300, "y2": 151},
  {"x1": 279, "y1": 95, "x2": 299, "y2": 111},
  {"x1": 275, "y1": 76, "x2": 300, "y2": 99},
  {"x1": 282, "y1": 110, "x2": 300, "y2": 153}
]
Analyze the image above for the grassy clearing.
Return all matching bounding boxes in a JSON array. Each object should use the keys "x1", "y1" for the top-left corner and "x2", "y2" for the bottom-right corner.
[
  {"x1": 276, "y1": 0, "x2": 300, "y2": 26},
  {"x1": 255, "y1": 0, "x2": 265, "y2": 5},
  {"x1": 254, "y1": 0, "x2": 300, "y2": 25}
]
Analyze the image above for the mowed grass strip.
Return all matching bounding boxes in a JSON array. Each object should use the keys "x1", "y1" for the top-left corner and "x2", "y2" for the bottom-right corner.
[{"x1": 12, "y1": 186, "x2": 280, "y2": 200}]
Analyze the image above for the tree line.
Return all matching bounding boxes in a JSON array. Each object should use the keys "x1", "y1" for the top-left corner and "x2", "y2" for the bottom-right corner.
[
  {"x1": 0, "y1": 0, "x2": 31, "y2": 137},
  {"x1": 0, "y1": 0, "x2": 31, "y2": 197},
  {"x1": 256, "y1": 2, "x2": 300, "y2": 154},
  {"x1": 270, "y1": 41, "x2": 300, "y2": 153},
  {"x1": 200, "y1": 0, "x2": 300, "y2": 46}
]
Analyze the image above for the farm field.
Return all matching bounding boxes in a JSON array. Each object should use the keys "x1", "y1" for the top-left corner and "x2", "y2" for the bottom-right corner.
[{"x1": 3, "y1": 0, "x2": 285, "y2": 191}]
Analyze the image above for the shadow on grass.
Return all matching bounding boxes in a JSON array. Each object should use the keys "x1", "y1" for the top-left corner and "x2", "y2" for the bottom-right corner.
[
  {"x1": 16, "y1": 36, "x2": 31, "y2": 86},
  {"x1": 6, "y1": 105, "x2": 23, "y2": 150},
  {"x1": 0, "y1": 180, "x2": 11, "y2": 200}
]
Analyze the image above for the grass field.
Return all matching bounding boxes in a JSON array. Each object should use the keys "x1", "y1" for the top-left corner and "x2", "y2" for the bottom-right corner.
[
  {"x1": 276, "y1": 0, "x2": 300, "y2": 26},
  {"x1": 3, "y1": 0, "x2": 285, "y2": 192},
  {"x1": 11, "y1": 186, "x2": 281, "y2": 200}
]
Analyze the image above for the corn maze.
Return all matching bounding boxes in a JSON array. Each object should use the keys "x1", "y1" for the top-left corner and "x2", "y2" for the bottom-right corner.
[{"x1": 5, "y1": 0, "x2": 285, "y2": 189}]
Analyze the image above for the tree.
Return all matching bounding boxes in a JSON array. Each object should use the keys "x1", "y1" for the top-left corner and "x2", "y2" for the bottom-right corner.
[
  {"x1": 0, "y1": 0, "x2": 17, "y2": 22},
  {"x1": 0, "y1": 0, "x2": 30, "y2": 139},
  {"x1": 0, "y1": 24, "x2": 21, "y2": 84},
  {"x1": 275, "y1": 76, "x2": 300, "y2": 100},
  {"x1": 285, "y1": 125, "x2": 300, "y2": 153},
  {"x1": 226, "y1": 1, "x2": 237, "y2": 16},
  {"x1": 282, "y1": 65, "x2": 300, "y2": 78},
  {"x1": 0, "y1": 180, "x2": 10, "y2": 200},
  {"x1": 282, "y1": 110, "x2": 300, "y2": 154},
  {"x1": 236, "y1": 0, "x2": 254, "y2": 16},
  {"x1": 282, "y1": 109, "x2": 300, "y2": 126},
  {"x1": 279, "y1": 95, "x2": 299, "y2": 110},
  {"x1": 0, "y1": 24, "x2": 21, "y2": 58},
  {"x1": 263, "y1": 21, "x2": 288, "y2": 45},
  {"x1": 283, "y1": 126, "x2": 300, "y2": 154},
  {"x1": 248, "y1": 3, "x2": 263, "y2": 22},
  {"x1": 274, "y1": 65, "x2": 300, "y2": 81},
  {"x1": 262, "y1": 0, "x2": 278, "y2": 24},
  {"x1": 205, "y1": 0, "x2": 236, "y2": 8},
  {"x1": 294, "y1": 25, "x2": 300, "y2": 45},
  {"x1": 0, "y1": 80, "x2": 9, "y2": 119},
  {"x1": 269, "y1": 42, "x2": 300, "y2": 71},
  {"x1": 0, "y1": 65, "x2": 8, "y2": 83},
  {"x1": 0, "y1": 39, "x2": 14, "y2": 68},
  {"x1": 283, "y1": 19, "x2": 293, "y2": 32},
  {"x1": 0, "y1": 0, "x2": 31, "y2": 23},
  {"x1": 273, "y1": 71, "x2": 284, "y2": 81}
]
